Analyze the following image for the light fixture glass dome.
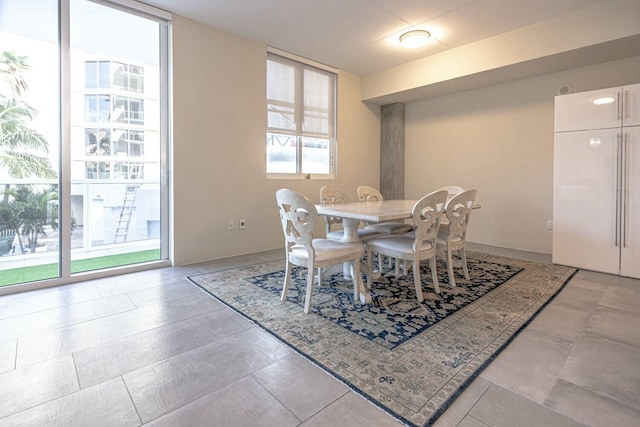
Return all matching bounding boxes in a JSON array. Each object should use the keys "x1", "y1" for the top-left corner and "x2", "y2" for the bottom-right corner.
[{"x1": 399, "y1": 30, "x2": 430, "y2": 49}]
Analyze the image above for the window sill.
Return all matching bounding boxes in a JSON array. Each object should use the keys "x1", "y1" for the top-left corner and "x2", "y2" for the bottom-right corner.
[{"x1": 267, "y1": 173, "x2": 335, "y2": 180}]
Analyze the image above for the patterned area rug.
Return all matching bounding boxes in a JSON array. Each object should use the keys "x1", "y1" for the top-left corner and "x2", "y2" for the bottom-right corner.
[{"x1": 188, "y1": 252, "x2": 576, "y2": 427}]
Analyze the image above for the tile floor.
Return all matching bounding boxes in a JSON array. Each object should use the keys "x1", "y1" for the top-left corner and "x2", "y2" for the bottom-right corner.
[{"x1": 0, "y1": 245, "x2": 638, "y2": 426}]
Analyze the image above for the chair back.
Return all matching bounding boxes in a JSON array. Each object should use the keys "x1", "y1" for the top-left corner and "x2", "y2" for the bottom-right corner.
[
  {"x1": 357, "y1": 185, "x2": 383, "y2": 201},
  {"x1": 438, "y1": 185, "x2": 464, "y2": 200},
  {"x1": 412, "y1": 190, "x2": 448, "y2": 251},
  {"x1": 443, "y1": 189, "x2": 477, "y2": 242},
  {"x1": 276, "y1": 189, "x2": 317, "y2": 257},
  {"x1": 319, "y1": 186, "x2": 348, "y2": 235}
]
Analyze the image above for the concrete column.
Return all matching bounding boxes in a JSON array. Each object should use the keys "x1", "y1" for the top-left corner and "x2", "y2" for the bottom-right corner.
[{"x1": 380, "y1": 103, "x2": 404, "y2": 199}]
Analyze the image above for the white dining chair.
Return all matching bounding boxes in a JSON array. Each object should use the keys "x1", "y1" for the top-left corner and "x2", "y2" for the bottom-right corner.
[
  {"x1": 356, "y1": 185, "x2": 414, "y2": 235},
  {"x1": 438, "y1": 185, "x2": 464, "y2": 226},
  {"x1": 276, "y1": 189, "x2": 364, "y2": 313},
  {"x1": 438, "y1": 185, "x2": 465, "y2": 197},
  {"x1": 319, "y1": 186, "x2": 385, "y2": 243},
  {"x1": 365, "y1": 190, "x2": 448, "y2": 302},
  {"x1": 318, "y1": 186, "x2": 386, "y2": 284},
  {"x1": 436, "y1": 189, "x2": 477, "y2": 287},
  {"x1": 357, "y1": 185, "x2": 414, "y2": 271}
]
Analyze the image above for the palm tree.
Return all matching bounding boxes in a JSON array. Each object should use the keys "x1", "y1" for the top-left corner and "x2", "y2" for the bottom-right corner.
[
  {"x1": 0, "y1": 51, "x2": 29, "y2": 97},
  {"x1": 12, "y1": 185, "x2": 57, "y2": 253},
  {"x1": 0, "y1": 50, "x2": 57, "y2": 251},
  {"x1": 0, "y1": 197, "x2": 25, "y2": 254},
  {"x1": 0, "y1": 50, "x2": 56, "y2": 201},
  {"x1": 0, "y1": 96, "x2": 55, "y2": 179}
]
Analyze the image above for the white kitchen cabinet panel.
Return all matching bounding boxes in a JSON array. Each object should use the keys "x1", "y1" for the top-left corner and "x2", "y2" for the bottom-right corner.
[
  {"x1": 554, "y1": 83, "x2": 640, "y2": 132},
  {"x1": 620, "y1": 126, "x2": 640, "y2": 278},
  {"x1": 553, "y1": 129, "x2": 619, "y2": 274}
]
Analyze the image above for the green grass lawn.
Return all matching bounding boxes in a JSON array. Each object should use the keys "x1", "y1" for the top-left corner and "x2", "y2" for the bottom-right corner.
[{"x1": 0, "y1": 249, "x2": 161, "y2": 287}]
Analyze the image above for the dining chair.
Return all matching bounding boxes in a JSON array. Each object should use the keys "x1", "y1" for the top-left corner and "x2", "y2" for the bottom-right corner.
[
  {"x1": 438, "y1": 186, "x2": 464, "y2": 226},
  {"x1": 318, "y1": 186, "x2": 386, "y2": 284},
  {"x1": 276, "y1": 189, "x2": 364, "y2": 313},
  {"x1": 319, "y1": 186, "x2": 385, "y2": 243},
  {"x1": 356, "y1": 185, "x2": 415, "y2": 271},
  {"x1": 365, "y1": 190, "x2": 448, "y2": 302},
  {"x1": 436, "y1": 189, "x2": 477, "y2": 287},
  {"x1": 438, "y1": 185, "x2": 465, "y2": 197},
  {"x1": 356, "y1": 185, "x2": 414, "y2": 235}
]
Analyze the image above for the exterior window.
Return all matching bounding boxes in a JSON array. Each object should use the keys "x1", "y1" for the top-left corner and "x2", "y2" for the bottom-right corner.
[
  {"x1": 266, "y1": 51, "x2": 336, "y2": 176},
  {"x1": 113, "y1": 96, "x2": 144, "y2": 124},
  {"x1": 113, "y1": 63, "x2": 144, "y2": 93},
  {"x1": 83, "y1": 60, "x2": 148, "y2": 180},
  {"x1": 113, "y1": 162, "x2": 143, "y2": 179},
  {"x1": 85, "y1": 94, "x2": 111, "y2": 122},
  {"x1": 85, "y1": 60, "x2": 111, "y2": 88},
  {"x1": 85, "y1": 128, "x2": 111, "y2": 155},
  {"x1": 113, "y1": 129, "x2": 144, "y2": 157},
  {"x1": 85, "y1": 161, "x2": 110, "y2": 179}
]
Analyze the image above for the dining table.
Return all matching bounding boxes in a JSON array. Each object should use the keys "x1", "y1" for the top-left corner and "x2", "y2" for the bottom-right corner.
[
  {"x1": 316, "y1": 199, "x2": 417, "y2": 243},
  {"x1": 314, "y1": 199, "x2": 418, "y2": 304},
  {"x1": 315, "y1": 198, "x2": 481, "y2": 304}
]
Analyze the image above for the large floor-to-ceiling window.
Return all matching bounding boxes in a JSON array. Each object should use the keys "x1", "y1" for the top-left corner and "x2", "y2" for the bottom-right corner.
[{"x1": 0, "y1": 0, "x2": 170, "y2": 290}]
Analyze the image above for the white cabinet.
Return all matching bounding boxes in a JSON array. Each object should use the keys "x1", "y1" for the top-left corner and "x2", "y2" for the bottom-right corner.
[
  {"x1": 553, "y1": 84, "x2": 640, "y2": 279},
  {"x1": 620, "y1": 126, "x2": 640, "y2": 278},
  {"x1": 554, "y1": 83, "x2": 640, "y2": 132}
]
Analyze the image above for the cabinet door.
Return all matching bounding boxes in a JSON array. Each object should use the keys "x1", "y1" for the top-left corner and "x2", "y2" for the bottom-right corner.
[
  {"x1": 553, "y1": 129, "x2": 620, "y2": 273},
  {"x1": 555, "y1": 86, "x2": 621, "y2": 132},
  {"x1": 622, "y1": 83, "x2": 640, "y2": 127},
  {"x1": 620, "y1": 126, "x2": 640, "y2": 278}
]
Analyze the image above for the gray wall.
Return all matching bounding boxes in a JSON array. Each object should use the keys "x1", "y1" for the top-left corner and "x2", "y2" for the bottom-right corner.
[{"x1": 404, "y1": 55, "x2": 640, "y2": 254}]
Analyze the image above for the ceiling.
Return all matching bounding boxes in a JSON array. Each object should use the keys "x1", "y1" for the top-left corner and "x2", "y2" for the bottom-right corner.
[{"x1": 142, "y1": 0, "x2": 612, "y2": 76}]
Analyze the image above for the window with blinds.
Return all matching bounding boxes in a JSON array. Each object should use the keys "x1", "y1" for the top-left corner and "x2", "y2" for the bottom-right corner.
[{"x1": 266, "y1": 51, "x2": 336, "y2": 177}]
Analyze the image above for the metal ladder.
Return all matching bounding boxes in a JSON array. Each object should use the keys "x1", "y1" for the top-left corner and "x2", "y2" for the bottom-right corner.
[{"x1": 113, "y1": 164, "x2": 142, "y2": 243}]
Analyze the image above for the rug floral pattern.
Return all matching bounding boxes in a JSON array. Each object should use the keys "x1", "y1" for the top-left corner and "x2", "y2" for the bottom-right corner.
[
  {"x1": 188, "y1": 252, "x2": 575, "y2": 427},
  {"x1": 245, "y1": 258, "x2": 522, "y2": 350}
]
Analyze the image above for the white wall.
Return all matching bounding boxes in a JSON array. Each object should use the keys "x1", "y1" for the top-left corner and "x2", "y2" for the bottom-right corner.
[
  {"x1": 171, "y1": 16, "x2": 380, "y2": 266},
  {"x1": 404, "y1": 55, "x2": 640, "y2": 254}
]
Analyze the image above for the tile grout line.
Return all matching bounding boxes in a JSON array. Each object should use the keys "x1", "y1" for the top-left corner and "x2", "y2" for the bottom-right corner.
[{"x1": 121, "y1": 375, "x2": 144, "y2": 425}]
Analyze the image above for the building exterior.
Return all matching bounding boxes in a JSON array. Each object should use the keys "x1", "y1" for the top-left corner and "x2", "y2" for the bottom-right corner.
[{"x1": 70, "y1": 55, "x2": 161, "y2": 248}]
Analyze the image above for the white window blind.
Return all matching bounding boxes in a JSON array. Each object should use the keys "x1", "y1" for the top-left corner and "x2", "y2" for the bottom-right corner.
[
  {"x1": 267, "y1": 52, "x2": 336, "y2": 139},
  {"x1": 266, "y1": 51, "x2": 336, "y2": 177}
]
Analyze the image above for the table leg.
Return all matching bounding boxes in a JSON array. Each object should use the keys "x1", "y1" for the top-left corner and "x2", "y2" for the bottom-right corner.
[
  {"x1": 347, "y1": 262, "x2": 371, "y2": 305},
  {"x1": 338, "y1": 218, "x2": 374, "y2": 303},
  {"x1": 339, "y1": 218, "x2": 361, "y2": 243}
]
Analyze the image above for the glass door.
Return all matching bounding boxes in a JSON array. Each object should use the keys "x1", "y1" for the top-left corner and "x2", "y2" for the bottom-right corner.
[
  {"x1": 69, "y1": 0, "x2": 163, "y2": 273},
  {"x1": 0, "y1": 0, "x2": 61, "y2": 286},
  {"x1": 0, "y1": 0, "x2": 169, "y2": 290}
]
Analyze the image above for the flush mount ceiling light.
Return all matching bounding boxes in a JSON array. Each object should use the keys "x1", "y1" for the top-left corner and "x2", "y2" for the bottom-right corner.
[{"x1": 399, "y1": 30, "x2": 431, "y2": 49}]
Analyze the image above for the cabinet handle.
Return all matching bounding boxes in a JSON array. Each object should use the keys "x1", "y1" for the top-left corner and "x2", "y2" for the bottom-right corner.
[
  {"x1": 615, "y1": 134, "x2": 621, "y2": 247},
  {"x1": 625, "y1": 90, "x2": 630, "y2": 120},
  {"x1": 617, "y1": 91, "x2": 622, "y2": 121},
  {"x1": 623, "y1": 133, "x2": 629, "y2": 248}
]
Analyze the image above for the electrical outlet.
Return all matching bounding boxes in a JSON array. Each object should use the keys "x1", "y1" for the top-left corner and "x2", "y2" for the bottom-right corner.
[
  {"x1": 547, "y1": 220, "x2": 553, "y2": 230},
  {"x1": 227, "y1": 219, "x2": 235, "y2": 230},
  {"x1": 238, "y1": 218, "x2": 246, "y2": 230}
]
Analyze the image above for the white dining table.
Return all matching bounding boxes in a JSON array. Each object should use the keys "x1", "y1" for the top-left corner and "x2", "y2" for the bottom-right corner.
[
  {"x1": 316, "y1": 199, "x2": 416, "y2": 243},
  {"x1": 315, "y1": 200, "x2": 416, "y2": 304},
  {"x1": 315, "y1": 199, "x2": 481, "y2": 304}
]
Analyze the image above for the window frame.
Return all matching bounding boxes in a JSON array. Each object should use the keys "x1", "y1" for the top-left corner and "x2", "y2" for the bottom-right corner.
[{"x1": 266, "y1": 48, "x2": 337, "y2": 180}]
